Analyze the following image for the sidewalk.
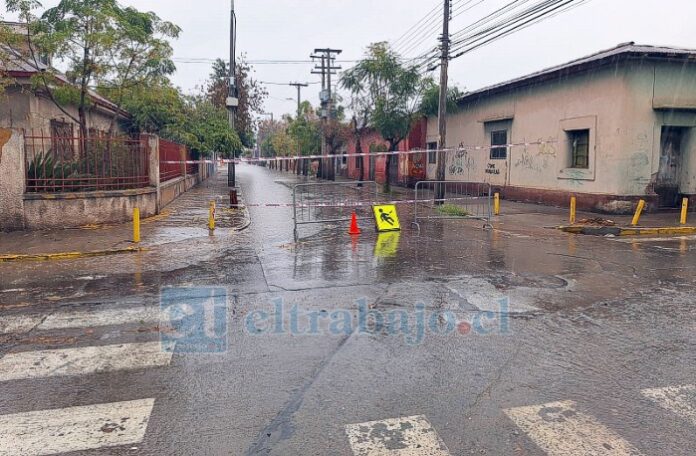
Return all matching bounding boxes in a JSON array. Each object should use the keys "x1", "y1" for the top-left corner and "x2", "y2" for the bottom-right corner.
[{"x1": 0, "y1": 171, "x2": 249, "y2": 258}]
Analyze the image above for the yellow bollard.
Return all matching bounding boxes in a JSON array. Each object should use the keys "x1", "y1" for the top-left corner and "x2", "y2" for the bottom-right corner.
[
  {"x1": 631, "y1": 199, "x2": 646, "y2": 226},
  {"x1": 680, "y1": 197, "x2": 689, "y2": 225},
  {"x1": 208, "y1": 200, "x2": 216, "y2": 231},
  {"x1": 494, "y1": 193, "x2": 500, "y2": 216},
  {"x1": 133, "y1": 208, "x2": 141, "y2": 243},
  {"x1": 569, "y1": 196, "x2": 577, "y2": 225}
]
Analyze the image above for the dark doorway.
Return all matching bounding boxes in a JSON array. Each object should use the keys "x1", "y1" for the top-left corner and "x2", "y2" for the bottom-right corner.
[{"x1": 656, "y1": 126, "x2": 686, "y2": 207}]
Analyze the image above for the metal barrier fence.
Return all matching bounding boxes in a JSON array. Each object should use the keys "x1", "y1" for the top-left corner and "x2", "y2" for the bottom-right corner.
[
  {"x1": 24, "y1": 133, "x2": 149, "y2": 193},
  {"x1": 293, "y1": 181, "x2": 378, "y2": 236},
  {"x1": 412, "y1": 181, "x2": 492, "y2": 230}
]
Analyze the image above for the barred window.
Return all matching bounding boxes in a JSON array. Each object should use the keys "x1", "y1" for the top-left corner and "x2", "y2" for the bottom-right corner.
[
  {"x1": 50, "y1": 120, "x2": 75, "y2": 160},
  {"x1": 490, "y1": 130, "x2": 507, "y2": 160},
  {"x1": 568, "y1": 130, "x2": 590, "y2": 169},
  {"x1": 427, "y1": 142, "x2": 438, "y2": 164}
]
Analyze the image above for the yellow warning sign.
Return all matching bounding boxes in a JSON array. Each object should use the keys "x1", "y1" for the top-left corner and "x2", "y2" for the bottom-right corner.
[{"x1": 373, "y1": 205, "x2": 401, "y2": 232}]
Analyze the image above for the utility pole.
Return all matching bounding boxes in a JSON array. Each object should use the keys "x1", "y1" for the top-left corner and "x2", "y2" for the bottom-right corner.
[
  {"x1": 289, "y1": 82, "x2": 308, "y2": 175},
  {"x1": 289, "y1": 82, "x2": 308, "y2": 118},
  {"x1": 435, "y1": 0, "x2": 451, "y2": 203},
  {"x1": 311, "y1": 48, "x2": 342, "y2": 180},
  {"x1": 226, "y1": 0, "x2": 239, "y2": 187}
]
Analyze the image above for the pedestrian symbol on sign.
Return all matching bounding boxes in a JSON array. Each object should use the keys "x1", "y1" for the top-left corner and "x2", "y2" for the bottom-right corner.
[{"x1": 372, "y1": 204, "x2": 401, "y2": 232}]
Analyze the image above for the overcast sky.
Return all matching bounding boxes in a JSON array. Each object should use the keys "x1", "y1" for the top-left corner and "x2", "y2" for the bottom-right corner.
[{"x1": 6, "y1": 0, "x2": 696, "y2": 119}]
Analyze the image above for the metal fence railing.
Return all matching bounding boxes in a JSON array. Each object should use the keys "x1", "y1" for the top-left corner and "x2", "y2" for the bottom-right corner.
[
  {"x1": 413, "y1": 181, "x2": 492, "y2": 230},
  {"x1": 24, "y1": 133, "x2": 149, "y2": 193},
  {"x1": 159, "y1": 139, "x2": 183, "y2": 182},
  {"x1": 159, "y1": 139, "x2": 198, "y2": 181},
  {"x1": 293, "y1": 181, "x2": 378, "y2": 236}
]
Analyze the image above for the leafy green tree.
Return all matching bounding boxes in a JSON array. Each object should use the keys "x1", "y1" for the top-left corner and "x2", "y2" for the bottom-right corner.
[
  {"x1": 287, "y1": 102, "x2": 321, "y2": 176},
  {"x1": 418, "y1": 79, "x2": 463, "y2": 117},
  {"x1": 341, "y1": 42, "x2": 426, "y2": 191},
  {"x1": 206, "y1": 55, "x2": 267, "y2": 148},
  {"x1": 5, "y1": 0, "x2": 179, "y2": 141},
  {"x1": 119, "y1": 83, "x2": 241, "y2": 158}
]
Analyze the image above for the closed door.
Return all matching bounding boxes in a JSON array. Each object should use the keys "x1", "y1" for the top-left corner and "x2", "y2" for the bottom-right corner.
[{"x1": 656, "y1": 127, "x2": 685, "y2": 207}]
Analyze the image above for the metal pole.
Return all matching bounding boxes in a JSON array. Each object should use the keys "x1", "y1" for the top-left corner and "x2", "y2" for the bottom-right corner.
[
  {"x1": 435, "y1": 0, "x2": 450, "y2": 204},
  {"x1": 227, "y1": 0, "x2": 238, "y2": 187}
]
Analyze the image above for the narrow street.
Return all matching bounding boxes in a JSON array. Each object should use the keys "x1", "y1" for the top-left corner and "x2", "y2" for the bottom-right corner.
[{"x1": 1, "y1": 164, "x2": 695, "y2": 455}]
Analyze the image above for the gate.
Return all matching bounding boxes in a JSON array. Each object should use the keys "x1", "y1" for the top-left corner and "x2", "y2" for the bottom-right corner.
[
  {"x1": 293, "y1": 181, "x2": 378, "y2": 236},
  {"x1": 412, "y1": 181, "x2": 492, "y2": 230}
]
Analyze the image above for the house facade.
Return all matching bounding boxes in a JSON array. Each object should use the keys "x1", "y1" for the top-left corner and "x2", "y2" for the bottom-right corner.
[
  {"x1": 426, "y1": 43, "x2": 696, "y2": 212},
  {"x1": 0, "y1": 22, "x2": 128, "y2": 139},
  {"x1": 346, "y1": 117, "x2": 427, "y2": 186}
]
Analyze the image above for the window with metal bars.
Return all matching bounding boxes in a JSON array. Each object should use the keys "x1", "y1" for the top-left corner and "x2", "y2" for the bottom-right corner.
[
  {"x1": 427, "y1": 142, "x2": 437, "y2": 164},
  {"x1": 490, "y1": 130, "x2": 507, "y2": 160},
  {"x1": 568, "y1": 129, "x2": 590, "y2": 169},
  {"x1": 50, "y1": 119, "x2": 75, "y2": 161}
]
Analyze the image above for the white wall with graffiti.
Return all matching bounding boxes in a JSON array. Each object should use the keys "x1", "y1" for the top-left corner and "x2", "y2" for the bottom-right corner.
[{"x1": 426, "y1": 54, "x2": 696, "y2": 207}]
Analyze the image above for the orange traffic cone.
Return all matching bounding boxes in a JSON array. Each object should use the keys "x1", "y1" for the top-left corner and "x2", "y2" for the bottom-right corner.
[{"x1": 349, "y1": 210, "x2": 361, "y2": 235}]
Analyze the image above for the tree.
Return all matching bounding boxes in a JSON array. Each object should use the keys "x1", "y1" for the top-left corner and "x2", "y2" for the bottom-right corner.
[
  {"x1": 97, "y1": 7, "x2": 180, "y2": 136},
  {"x1": 419, "y1": 80, "x2": 463, "y2": 117},
  {"x1": 206, "y1": 55, "x2": 268, "y2": 148},
  {"x1": 4, "y1": 0, "x2": 179, "y2": 142},
  {"x1": 321, "y1": 103, "x2": 350, "y2": 181},
  {"x1": 341, "y1": 42, "x2": 426, "y2": 192},
  {"x1": 287, "y1": 102, "x2": 321, "y2": 176},
  {"x1": 119, "y1": 83, "x2": 242, "y2": 158}
]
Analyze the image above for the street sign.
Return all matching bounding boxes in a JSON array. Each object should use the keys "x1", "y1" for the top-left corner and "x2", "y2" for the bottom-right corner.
[{"x1": 373, "y1": 204, "x2": 401, "y2": 232}]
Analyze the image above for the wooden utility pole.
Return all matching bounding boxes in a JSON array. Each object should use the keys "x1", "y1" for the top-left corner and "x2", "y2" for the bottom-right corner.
[
  {"x1": 289, "y1": 82, "x2": 308, "y2": 118},
  {"x1": 435, "y1": 0, "x2": 451, "y2": 203},
  {"x1": 311, "y1": 48, "x2": 342, "y2": 180},
  {"x1": 289, "y1": 82, "x2": 308, "y2": 175}
]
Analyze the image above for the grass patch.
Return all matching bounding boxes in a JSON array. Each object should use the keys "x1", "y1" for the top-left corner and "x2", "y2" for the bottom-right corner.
[{"x1": 437, "y1": 204, "x2": 470, "y2": 217}]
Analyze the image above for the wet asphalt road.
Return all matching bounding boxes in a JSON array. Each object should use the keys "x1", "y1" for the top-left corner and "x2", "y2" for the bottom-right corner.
[{"x1": 0, "y1": 164, "x2": 695, "y2": 455}]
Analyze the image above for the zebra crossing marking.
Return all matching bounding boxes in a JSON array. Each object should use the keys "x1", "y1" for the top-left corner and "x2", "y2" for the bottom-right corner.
[
  {"x1": 0, "y1": 314, "x2": 43, "y2": 335},
  {"x1": 0, "y1": 398, "x2": 155, "y2": 456},
  {"x1": 0, "y1": 341, "x2": 173, "y2": 382},
  {"x1": 38, "y1": 306, "x2": 160, "y2": 331},
  {"x1": 504, "y1": 400, "x2": 644, "y2": 456},
  {"x1": 642, "y1": 384, "x2": 696, "y2": 427},
  {"x1": 345, "y1": 415, "x2": 450, "y2": 456}
]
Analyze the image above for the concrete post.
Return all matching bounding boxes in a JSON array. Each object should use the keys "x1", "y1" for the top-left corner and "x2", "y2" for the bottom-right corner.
[
  {"x1": 0, "y1": 128, "x2": 27, "y2": 231},
  {"x1": 145, "y1": 134, "x2": 161, "y2": 214},
  {"x1": 180, "y1": 144, "x2": 187, "y2": 179}
]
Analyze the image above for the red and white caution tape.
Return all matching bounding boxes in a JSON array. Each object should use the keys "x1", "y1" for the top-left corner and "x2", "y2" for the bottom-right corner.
[
  {"x1": 236, "y1": 196, "x2": 486, "y2": 209},
  {"x1": 161, "y1": 140, "x2": 557, "y2": 164}
]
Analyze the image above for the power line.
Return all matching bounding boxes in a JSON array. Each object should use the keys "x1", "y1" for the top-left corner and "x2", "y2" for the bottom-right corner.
[
  {"x1": 390, "y1": 0, "x2": 442, "y2": 50},
  {"x1": 396, "y1": 0, "x2": 487, "y2": 59},
  {"x1": 449, "y1": 0, "x2": 587, "y2": 58}
]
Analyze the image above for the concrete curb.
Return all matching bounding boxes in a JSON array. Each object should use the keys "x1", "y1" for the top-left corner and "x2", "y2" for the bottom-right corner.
[
  {"x1": 557, "y1": 225, "x2": 696, "y2": 236},
  {"x1": 0, "y1": 246, "x2": 147, "y2": 263}
]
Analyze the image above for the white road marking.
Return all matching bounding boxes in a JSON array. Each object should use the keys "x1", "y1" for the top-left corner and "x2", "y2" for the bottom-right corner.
[
  {"x1": 39, "y1": 306, "x2": 160, "y2": 331},
  {"x1": 0, "y1": 398, "x2": 155, "y2": 456},
  {"x1": 642, "y1": 385, "x2": 696, "y2": 427},
  {"x1": 345, "y1": 415, "x2": 450, "y2": 456},
  {"x1": 0, "y1": 342, "x2": 173, "y2": 382},
  {"x1": 0, "y1": 315, "x2": 43, "y2": 335},
  {"x1": 504, "y1": 400, "x2": 643, "y2": 456}
]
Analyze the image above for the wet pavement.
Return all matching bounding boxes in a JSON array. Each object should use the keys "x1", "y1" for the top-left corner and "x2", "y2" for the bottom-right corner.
[{"x1": 0, "y1": 164, "x2": 695, "y2": 455}]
